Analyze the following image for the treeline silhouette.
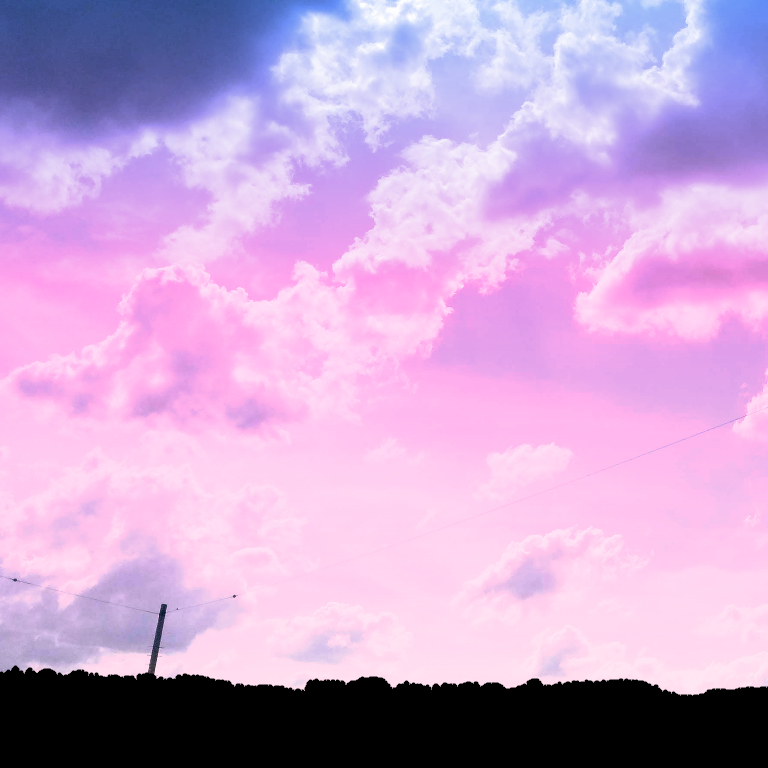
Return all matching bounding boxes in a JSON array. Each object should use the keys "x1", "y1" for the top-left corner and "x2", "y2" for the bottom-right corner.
[{"x1": 5, "y1": 666, "x2": 763, "y2": 758}]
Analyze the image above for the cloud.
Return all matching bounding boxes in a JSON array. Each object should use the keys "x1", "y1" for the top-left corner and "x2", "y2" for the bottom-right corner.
[
  {"x1": 624, "y1": 0, "x2": 768, "y2": 179},
  {"x1": 365, "y1": 438, "x2": 424, "y2": 464},
  {"x1": 733, "y1": 377, "x2": 768, "y2": 442},
  {"x1": 0, "y1": 124, "x2": 156, "y2": 214},
  {"x1": 460, "y1": 527, "x2": 643, "y2": 611},
  {"x1": 157, "y1": 94, "x2": 337, "y2": 264},
  {"x1": 507, "y1": 0, "x2": 701, "y2": 154},
  {"x1": 528, "y1": 624, "x2": 644, "y2": 682},
  {"x1": 0, "y1": 0, "x2": 718, "y2": 281},
  {"x1": 6, "y1": 243, "x2": 460, "y2": 428},
  {"x1": 0, "y1": 448, "x2": 302, "y2": 614},
  {"x1": 535, "y1": 624, "x2": 589, "y2": 676},
  {"x1": 3, "y1": 1, "x2": 753, "y2": 432},
  {"x1": 7, "y1": 264, "x2": 354, "y2": 428},
  {"x1": 0, "y1": 1, "x2": 342, "y2": 133},
  {"x1": 334, "y1": 135, "x2": 541, "y2": 292},
  {"x1": 269, "y1": 602, "x2": 410, "y2": 663},
  {"x1": 576, "y1": 183, "x2": 768, "y2": 340},
  {"x1": 478, "y1": 442, "x2": 572, "y2": 500},
  {"x1": 700, "y1": 604, "x2": 768, "y2": 643},
  {"x1": 274, "y1": 0, "x2": 486, "y2": 148},
  {"x1": 529, "y1": 623, "x2": 768, "y2": 691},
  {"x1": 0, "y1": 553, "x2": 223, "y2": 670}
]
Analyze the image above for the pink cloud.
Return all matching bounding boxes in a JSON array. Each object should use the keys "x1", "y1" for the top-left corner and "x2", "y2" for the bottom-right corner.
[
  {"x1": 269, "y1": 602, "x2": 410, "y2": 664},
  {"x1": 534, "y1": 624, "x2": 589, "y2": 677},
  {"x1": 0, "y1": 447, "x2": 300, "y2": 599},
  {"x1": 8, "y1": 262, "x2": 429, "y2": 430},
  {"x1": 528, "y1": 625, "x2": 768, "y2": 693},
  {"x1": 527, "y1": 624, "x2": 656, "y2": 683},
  {"x1": 10, "y1": 193, "x2": 519, "y2": 429},
  {"x1": 576, "y1": 184, "x2": 768, "y2": 340},
  {"x1": 700, "y1": 604, "x2": 768, "y2": 643},
  {"x1": 460, "y1": 527, "x2": 643, "y2": 614}
]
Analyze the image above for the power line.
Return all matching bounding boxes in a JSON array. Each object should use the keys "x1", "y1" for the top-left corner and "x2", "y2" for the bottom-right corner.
[
  {"x1": 196, "y1": 403, "x2": 768, "y2": 603},
  {"x1": 169, "y1": 595, "x2": 238, "y2": 613},
  {"x1": 0, "y1": 575, "x2": 159, "y2": 615},
  {"x1": 6, "y1": 405, "x2": 767, "y2": 616}
]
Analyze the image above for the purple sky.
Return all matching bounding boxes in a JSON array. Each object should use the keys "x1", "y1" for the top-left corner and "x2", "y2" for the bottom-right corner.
[{"x1": 3, "y1": 0, "x2": 768, "y2": 691}]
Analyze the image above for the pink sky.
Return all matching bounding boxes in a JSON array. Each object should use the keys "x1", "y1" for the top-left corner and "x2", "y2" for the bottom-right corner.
[{"x1": 3, "y1": 0, "x2": 768, "y2": 693}]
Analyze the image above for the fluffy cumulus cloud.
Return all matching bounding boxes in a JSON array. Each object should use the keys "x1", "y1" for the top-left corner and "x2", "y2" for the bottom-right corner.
[
  {"x1": 460, "y1": 527, "x2": 643, "y2": 611},
  {"x1": 158, "y1": 97, "x2": 319, "y2": 265},
  {"x1": 334, "y1": 136, "x2": 539, "y2": 292},
  {"x1": 478, "y1": 442, "x2": 573, "y2": 500},
  {"x1": 733, "y1": 377, "x2": 768, "y2": 442},
  {"x1": 2, "y1": 451, "x2": 302, "y2": 620},
  {"x1": 274, "y1": 0, "x2": 487, "y2": 148},
  {"x1": 269, "y1": 602, "x2": 410, "y2": 663},
  {"x1": 6, "y1": 258, "x2": 455, "y2": 428},
  {"x1": 0, "y1": 128, "x2": 152, "y2": 214},
  {"x1": 576, "y1": 184, "x2": 768, "y2": 340}
]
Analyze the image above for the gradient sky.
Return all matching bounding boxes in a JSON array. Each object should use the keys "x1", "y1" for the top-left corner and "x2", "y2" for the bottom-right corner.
[{"x1": 3, "y1": 0, "x2": 768, "y2": 693}]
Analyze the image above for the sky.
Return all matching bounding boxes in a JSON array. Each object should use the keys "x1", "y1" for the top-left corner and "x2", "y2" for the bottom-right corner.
[{"x1": 2, "y1": 0, "x2": 768, "y2": 693}]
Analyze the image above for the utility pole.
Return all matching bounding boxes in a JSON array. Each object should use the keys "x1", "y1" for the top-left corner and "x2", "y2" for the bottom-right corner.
[{"x1": 148, "y1": 604, "x2": 167, "y2": 675}]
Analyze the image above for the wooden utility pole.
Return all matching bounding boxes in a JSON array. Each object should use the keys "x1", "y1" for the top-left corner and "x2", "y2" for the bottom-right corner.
[{"x1": 148, "y1": 604, "x2": 167, "y2": 675}]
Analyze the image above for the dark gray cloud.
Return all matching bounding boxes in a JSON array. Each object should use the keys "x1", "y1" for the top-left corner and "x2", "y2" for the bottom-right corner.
[
  {"x1": 0, "y1": 0, "x2": 343, "y2": 135},
  {"x1": 0, "y1": 554, "x2": 233, "y2": 671}
]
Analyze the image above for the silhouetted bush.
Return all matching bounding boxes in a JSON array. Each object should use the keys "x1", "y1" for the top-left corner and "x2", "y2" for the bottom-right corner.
[{"x1": 3, "y1": 666, "x2": 763, "y2": 760}]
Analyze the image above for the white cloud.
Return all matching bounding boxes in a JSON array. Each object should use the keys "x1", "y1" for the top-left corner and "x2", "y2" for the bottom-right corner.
[
  {"x1": 274, "y1": 0, "x2": 486, "y2": 148},
  {"x1": 334, "y1": 135, "x2": 544, "y2": 292},
  {"x1": 0, "y1": 124, "x2": 155, "y2": 214},
  {"x1": 475, "y1": 1, "x2": 552, "y2": 93},
  {"x1": 505, "y1": 0, "x2": 703, "y2": 154},
  {"x1": 0, "y1": 0, "x2": 705, "y2": 276},
  {"x1": 158, "y1": 96, "x2": 328, "y2": 264}
]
